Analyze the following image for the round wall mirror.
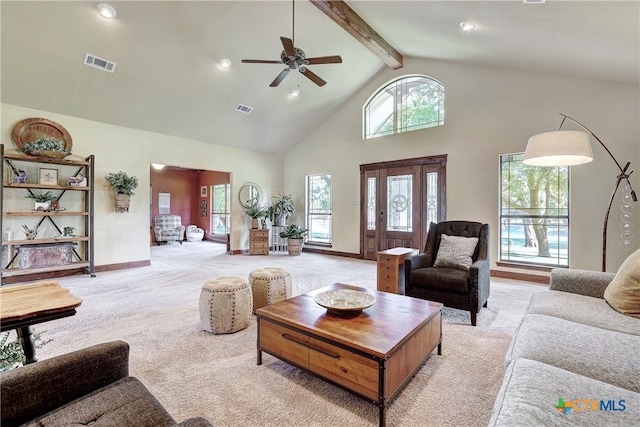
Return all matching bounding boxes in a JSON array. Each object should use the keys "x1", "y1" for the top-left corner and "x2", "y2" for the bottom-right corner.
[{"x1": 238, "y1": 182, "x2": 263, "y2": 209}]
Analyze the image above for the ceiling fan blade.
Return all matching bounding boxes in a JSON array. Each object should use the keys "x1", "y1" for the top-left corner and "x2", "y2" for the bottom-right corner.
[
  {"x1": 280, "y1": 37, "x2": 295, "y2": 58},
  {"x1": 305, "y1": 55, "x2": 343, "y2": 65},
  {"x1": 241, "y1": 59, "x2": 283, "y2": 64},
  {"x1": 270, "y1": 68, "x2": 291, "y2": 87},
  {"x1": 300, "y1": 68, "x2": 326, "y2": 87}
]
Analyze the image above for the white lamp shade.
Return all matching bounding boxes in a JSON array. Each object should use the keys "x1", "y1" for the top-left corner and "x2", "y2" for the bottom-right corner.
[{"x1": 523, "y1": 131, "x2": 593, "y2": 166}]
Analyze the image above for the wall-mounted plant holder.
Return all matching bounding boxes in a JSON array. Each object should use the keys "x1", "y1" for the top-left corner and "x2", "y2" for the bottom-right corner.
[
  {"x1": 106, "y1": 171, "x2": 138, "y2": 214},
  {"x1": 115, "y1": 194, "x2": 131, "y2": 213}
]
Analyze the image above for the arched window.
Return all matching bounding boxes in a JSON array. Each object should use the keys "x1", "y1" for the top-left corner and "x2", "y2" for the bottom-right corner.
[{"x1": 363, "y1": 75, "x2": 444, "y2": 139}]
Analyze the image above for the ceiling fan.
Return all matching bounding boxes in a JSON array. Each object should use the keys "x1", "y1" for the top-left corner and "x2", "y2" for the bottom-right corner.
[{"x1": 241, "y1": 1, "x2": 342, "y2": 87}]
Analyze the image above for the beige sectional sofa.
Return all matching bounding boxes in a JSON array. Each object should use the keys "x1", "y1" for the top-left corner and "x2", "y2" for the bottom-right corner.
[{"x1": 489, "y1": 268, "x2": 640, "y2": 426}]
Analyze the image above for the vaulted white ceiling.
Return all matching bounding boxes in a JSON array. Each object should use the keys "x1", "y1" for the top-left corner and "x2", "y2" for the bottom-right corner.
[{"x1": 2, "y1": 1, "x2": 638, "y2": 156}]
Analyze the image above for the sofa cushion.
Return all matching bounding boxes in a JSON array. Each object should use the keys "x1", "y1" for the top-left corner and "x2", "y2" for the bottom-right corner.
[
  {"x1": 26, "y1": 377, "x2": 176, "y2": 427},
  {"x1": 489, "y1": 358, "x2": 640, "y2": 427},
  {"x1": 505, "y1": 314, "x2": 640, "y2": 392},
  {"x1": 526, "y1": 290, "x2": 640, "y2": 336},
  {"x1": 434, "y1": 233, "x2": 478, "y2": 269},
  {"x1": 604, "y1": 248, "x2": 640, "y2": 318}
]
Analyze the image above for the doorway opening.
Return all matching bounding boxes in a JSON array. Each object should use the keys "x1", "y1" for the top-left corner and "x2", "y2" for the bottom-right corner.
[{"x1": 150, "y1": 165, "x2": 231, "y2": 247}]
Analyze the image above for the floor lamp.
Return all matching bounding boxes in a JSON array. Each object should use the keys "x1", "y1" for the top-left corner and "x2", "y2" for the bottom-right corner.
[{"x1": 524, "y1": 113, "x2": 637, "y2": 272}]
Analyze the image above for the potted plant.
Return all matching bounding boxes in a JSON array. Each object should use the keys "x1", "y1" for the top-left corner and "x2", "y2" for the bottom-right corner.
[
  {"x1": 106, "y1": 171, "x2": 139, "y2": 213},
  {"x1": 279, "y1": 224, "x2": 308, "y2": 256},
  {"x1": 243, "y1": 198, "x2": 267, "y2": 229},
  {"x1": 21, "y1": 136, "x2": 70, "y2": 159},
  {"x1": 25, "y1": 189, "x2": 57, "y2": 210},
  {"x1": 268, "y1": 193, "x2": 296, "y2": 226},
  {"x1": 21, "y1": 224, "x2": 39, "y2": 240}
]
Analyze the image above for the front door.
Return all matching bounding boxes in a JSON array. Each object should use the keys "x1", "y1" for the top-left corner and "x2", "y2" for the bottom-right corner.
[{"x1": 361, "y1": 155, "x2": 446, "y2": 260}]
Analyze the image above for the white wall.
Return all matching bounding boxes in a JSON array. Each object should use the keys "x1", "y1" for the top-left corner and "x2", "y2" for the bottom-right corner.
[
  {"x1": 1, "y1": 104, "x2": 283, "y2": 266},
  {"x1": 284, "y1": 57, "x2": 640, "y2": 272}
]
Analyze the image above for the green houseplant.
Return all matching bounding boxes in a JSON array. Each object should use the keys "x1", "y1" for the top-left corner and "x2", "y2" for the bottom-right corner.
[
  {"x1": 106, "y1": 171, "x2": 139, "y2": 213},
  {"x1": 1, "y1": 330, "x2": 52, "y2": 371},
  {"x1": 279, "y1": 224, "x2": 308, "y2": 256},
  {"x1": 268, "y1": 193, "x2": 296, "y2": 226},
  {"x1": 243, "y1": 198, "x2": 267, "y2": 229},
  {"x1": 21, "y1": 136, "x2": 70, "y2": 159},
  {"x1": 25, "y1": 189, "x2": 57, "y2": 210}
]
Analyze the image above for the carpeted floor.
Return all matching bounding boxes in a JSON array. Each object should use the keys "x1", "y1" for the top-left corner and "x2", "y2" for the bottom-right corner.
[{"x1": 28, "y1": 241, "x2": 544, "y2": 426}]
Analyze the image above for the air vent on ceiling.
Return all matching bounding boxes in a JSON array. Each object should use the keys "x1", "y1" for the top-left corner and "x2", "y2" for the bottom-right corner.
[
  {"x1": 523, "y1": 0, "x2": 545, "y2": 3},
  {"x1": 83, "y1": 53, "x2": 116, "y2": 73},
  {"x1": 235, "y1": 104, "x2": 253, "y2": 115}
]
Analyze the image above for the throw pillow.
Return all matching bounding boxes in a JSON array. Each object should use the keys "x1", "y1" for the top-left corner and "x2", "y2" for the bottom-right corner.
[
  {"x1": 604, "y1": 249, "x2": 640, "y2": 318},
  {"x1": 434, "y1": 234, "x2": 479, "y2": 270}
]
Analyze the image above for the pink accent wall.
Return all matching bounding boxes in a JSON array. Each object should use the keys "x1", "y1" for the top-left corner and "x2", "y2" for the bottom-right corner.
[{"x1": 150, "y1": 167, "x2": 230, "y2": 243}]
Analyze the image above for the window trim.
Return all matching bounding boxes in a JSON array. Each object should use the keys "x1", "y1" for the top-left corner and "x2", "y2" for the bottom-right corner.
[
  {"x1": 499, "y1": 152, "x2": 570, "y2": 268},
  {"x1": 211, "y1": 183, "x2": 230, "y2": 235},
  {"x1": 363, "y1": 74, "x2": 444, "y2": 140},
  {"x1": 305, "y1": 174, "x2": 332, "y2": 246}
]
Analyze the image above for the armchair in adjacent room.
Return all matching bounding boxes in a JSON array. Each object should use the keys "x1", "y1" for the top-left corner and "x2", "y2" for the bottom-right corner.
[
  {"x1": 405, "y1": 221, "x2": 490, "y2": 326},
  {"x1": 154, "y1": 215, "x2": 185, "y2": 245}
]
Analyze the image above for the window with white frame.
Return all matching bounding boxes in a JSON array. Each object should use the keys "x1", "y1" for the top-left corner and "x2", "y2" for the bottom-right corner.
[
  {"x1": 306, "y1": 174, "x2": 332, "y2": 245},
  {"x1": 212, "y1": 184, "x2": 230, "y2": 235},
  {"x1": 500, "y1": 153, "x2": 570, "y2": 267},
  {"x1": 364, "y1": 74, "x2": 444, "y2": 139}
]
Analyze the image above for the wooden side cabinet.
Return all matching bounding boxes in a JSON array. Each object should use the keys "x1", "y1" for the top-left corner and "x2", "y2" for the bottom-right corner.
[
  {"x1": 377, "y1": 247, "x2": 419, "y2": 294},
  {"x1": 249, "y1": 229, "x2": 269, "y2": 255}
]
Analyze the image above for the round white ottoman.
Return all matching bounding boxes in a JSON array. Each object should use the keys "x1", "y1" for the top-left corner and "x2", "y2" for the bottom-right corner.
[
  {"x1": 199, "y1": 277, "x2": 252, "y2": 334},
  {"x1": 248, "y1": 268, "x2": 292, "y2": 313}
]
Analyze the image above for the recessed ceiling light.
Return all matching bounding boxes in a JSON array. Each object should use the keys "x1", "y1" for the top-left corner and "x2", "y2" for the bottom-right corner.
[
  {"x1": 218, "y1": 58, "x2": 232, "y2": 69},
  {"x1": 460, "y1": 22, "x2": 476, "y2": 31},
  {"x1": 289, "y1": 88, "x2": 300, "y2": 98},
  {"x1": 97, "y1": 3, "x2": 116, "y2": 19}
]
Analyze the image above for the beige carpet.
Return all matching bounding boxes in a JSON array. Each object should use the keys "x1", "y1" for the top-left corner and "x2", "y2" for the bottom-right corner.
[{"x1": 27, "y1": 241, "x2": 544, "y2": 426}]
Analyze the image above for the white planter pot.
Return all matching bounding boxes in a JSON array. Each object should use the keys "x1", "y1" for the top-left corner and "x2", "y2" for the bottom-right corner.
[
  {"x1": 34, "y1": 202, "x2": 50, "y2": 211},
  {"x1": 275, "y1": 214, "x2": 287, "y2": 226}
]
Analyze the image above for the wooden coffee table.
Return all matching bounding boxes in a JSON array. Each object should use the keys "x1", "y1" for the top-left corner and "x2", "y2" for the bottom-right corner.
[
  {"x1": 0, "y1": 281, "x2": 82, "y2": 364},
  {"x1": 256, "y1": 283, "x2": 442, "y2": 427}
]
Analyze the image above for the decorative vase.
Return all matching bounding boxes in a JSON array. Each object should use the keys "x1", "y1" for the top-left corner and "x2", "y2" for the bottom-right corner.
[
  {"x1": 287, "y1": 238, "x2": 303, "y2": 256},
  {"x1": 251, "y1": 218, "x2": 259, "y2": 229},
  {"x1": 115, "y1": 193, "x2": 131, "y2": 213}
]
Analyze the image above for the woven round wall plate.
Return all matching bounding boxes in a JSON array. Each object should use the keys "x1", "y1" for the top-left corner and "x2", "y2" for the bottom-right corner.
[{"x1": 11, "y1": 118, "x2": 73, "y2": 153}]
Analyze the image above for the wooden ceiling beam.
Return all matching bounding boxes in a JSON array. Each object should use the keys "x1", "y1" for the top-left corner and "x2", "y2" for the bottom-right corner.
[{"x1": 309, "y1": 0, "x2": 403, "y2": 70}]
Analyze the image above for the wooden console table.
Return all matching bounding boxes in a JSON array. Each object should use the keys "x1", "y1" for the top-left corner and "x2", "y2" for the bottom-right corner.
[
  {"x1": 0, "y1": 281, "x2": 82, "y2": 363},
  {"x1": 376, "y1": 247, "x2": 418, "y2": 294}
]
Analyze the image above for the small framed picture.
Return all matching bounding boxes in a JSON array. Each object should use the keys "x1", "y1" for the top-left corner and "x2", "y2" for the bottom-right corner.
[
  {"x1": 39, "y1": 168, "x2": 58, "y2": 185},
  {"x1": 200, "y1": 186, "x2": 207, "y2": 197}
]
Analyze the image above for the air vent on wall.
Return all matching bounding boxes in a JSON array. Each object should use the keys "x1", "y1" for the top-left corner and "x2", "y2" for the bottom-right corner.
[
  {"x1": 235, "y1": 104, "x2": 253, "y2": 115},
  {"x1": 83, "y1": 53, "x2": 116, "y2": 73}
]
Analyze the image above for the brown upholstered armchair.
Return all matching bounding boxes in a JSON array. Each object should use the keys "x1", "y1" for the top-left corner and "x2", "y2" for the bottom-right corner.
[{"x1": 404, "y1": 221, "x2": 490, "y2": 326}]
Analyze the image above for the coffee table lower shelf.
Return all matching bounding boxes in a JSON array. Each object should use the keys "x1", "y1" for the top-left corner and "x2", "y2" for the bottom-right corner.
[{"x1": 256, "y1": 308, "x2": 441, "y2": 427}]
